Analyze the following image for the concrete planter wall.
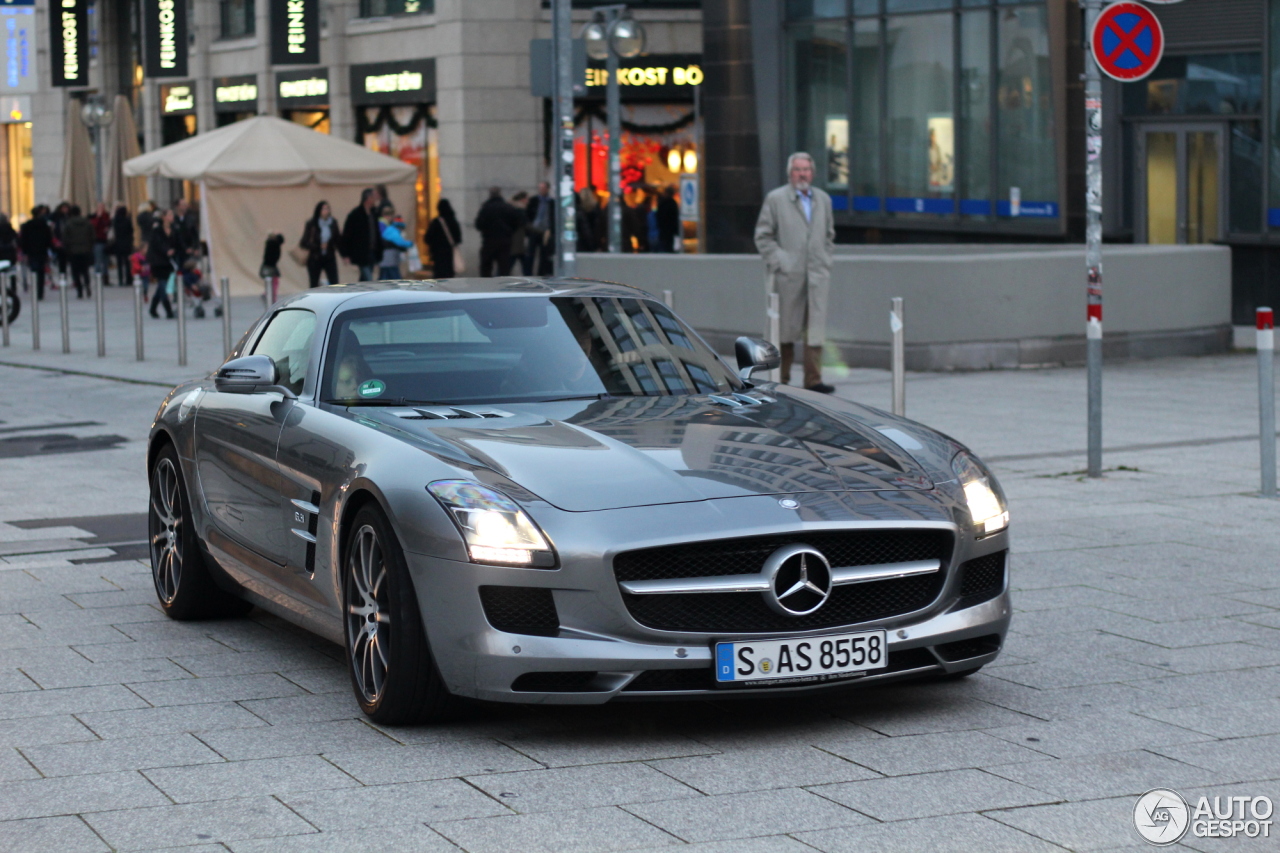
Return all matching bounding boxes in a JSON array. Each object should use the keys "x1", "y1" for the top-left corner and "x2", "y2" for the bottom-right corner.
[{"x1": 576, "y1": 245, "x2": 1232, "y2": 370}]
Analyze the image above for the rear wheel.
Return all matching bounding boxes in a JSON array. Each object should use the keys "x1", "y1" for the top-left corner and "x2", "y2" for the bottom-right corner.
[
  {"x1": 148, "y1": 444, "x2": 252, "y2": 620},
  {"x1": 344, "y1": 504, "x2": 454, "y2": 725},
  {"x1": 3, "y1": 288, "x2": 17, "y2": 324}
]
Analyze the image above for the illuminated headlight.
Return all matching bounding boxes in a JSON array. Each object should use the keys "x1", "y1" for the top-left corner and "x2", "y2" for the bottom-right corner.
[
  {"x1": 951, "y1": 451, "x2": 1009, "y2": 536},
  {"x1": 428, "y1": 480, "x2": 555, "y2": 567}
]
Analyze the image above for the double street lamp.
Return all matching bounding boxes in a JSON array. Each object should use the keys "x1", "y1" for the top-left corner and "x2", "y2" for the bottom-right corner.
[
  {"x1": 80, "y1": 96, "x2": 115, "y2": 207},
  {"x1": 583, "y1": 6, "x2": 645, "y2": 254}
]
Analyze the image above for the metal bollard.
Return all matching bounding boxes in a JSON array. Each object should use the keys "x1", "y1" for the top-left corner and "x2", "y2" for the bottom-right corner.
[
  {"x1": 2, "y1": 271, "x2": 10, "y2": 347},
  {"x1": 58, "y1": 273, "x2": 70, "y2": 354},
  {"x1": 766, "y1": 291, "x2": 781, "y2": 384},
  {"x1": 662, "y1": 289, "x2": 673, "y2": 309},
  {"x1": 264, "y1": 275, "x2": 273, "y2": 308},
  {"x1": 133, "y1": 275, "x2": 144, "y2": 361},
  {"x1": 94, "y1": 271, "x2": 106, "y2": 357},
  {"x1": 1259, "y1": 307, "x2": 1276, "y2": 498},
  {"x1": 220, "y1": 277, "x2": 233, "y2": 357},
  {"x1": 176, "y1": 272, "x2": 187, "y2": 367},
  {"x1": 30, "y1": 275, "x2": 39, "y2": 350},
  {"x1": 891, "y1": 297, "x2": 905, "y2": 417}
]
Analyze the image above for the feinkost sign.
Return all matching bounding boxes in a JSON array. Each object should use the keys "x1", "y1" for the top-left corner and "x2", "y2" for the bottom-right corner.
[
  {"x1": 143, "y1": 0, "x2": 188, "y2": 78},
  {"x1": 49, "y1": 0, "x2": 87, "y2": 87},
  {"x1": 270, "y1": 0, "x2": 319, "y2": 66}
]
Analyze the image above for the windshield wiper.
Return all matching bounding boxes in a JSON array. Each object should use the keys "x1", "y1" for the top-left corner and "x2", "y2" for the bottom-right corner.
[{"x1": 535, "y1": 393, "x2": 620, "y2": 403}]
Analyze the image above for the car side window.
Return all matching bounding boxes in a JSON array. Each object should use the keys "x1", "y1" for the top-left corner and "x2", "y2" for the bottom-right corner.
[{"x1": 252, "y1": 309, "x2": 317, "y2": 395}]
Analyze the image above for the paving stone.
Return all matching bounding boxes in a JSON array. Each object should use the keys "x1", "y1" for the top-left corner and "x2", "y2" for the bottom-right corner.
[
  {"x1": 145, "y1": 754, "x2": 361, "y2": 803},
  {"x1": 1138, "y1": 697, "x2": 1280, "y2": 740},
  {"x1": 126, "y1": 673, "x2": 308, "y2": 706},
  {"x1": 169, "y1": 648, "x2": 342, "y2": 678},
  {"x1": 985, "y1": 749, "x2": 1225, "y2": 799},
  {"x1": 795, "y1": 812, "x2": 1065, "y2": 853},
  {"x1": 0, "y1": 714, "x2": 98, "y2": 748},
  {"x1": 832, "y1": 695, "x2": 1033, "y2": 737},
  {"x1": 197, "y1": 719, "x2": 397, "y2": 761},
  {"x1": 326, "y1": 737, "x2": 541, "y2": 785},
  {"x1": 0, "y1": 771, "x2": 171, "y2": 820},
  {"x1": 83, "y1": 796, "x2": 318, "y2": 851},
  {"x1": 235, "y1": 692, "x2": 362, "y2": 726},
  {"x1": 1101, "y1": 618, "x2": 1271, "y2": 649},
  {"x1": 0, "y1": 666, "x2": 38, "y2": 692},
  {"x1": 984, "y1": 711, "x2": 1215, "y2": 759},
  {"x1": 432, "y1": 805, "x2": 679, "y2": 853},
  {"x1": 647, "y1": 746, "x2": 880, "y2": 795},
  {"x1": 0, "y1": 684, "x2": 148, "y2": 721},
  {"x1": 986, "y1": 656, "x2": 1165, "y2": 690},
  {"x1": 227, "y1": 824, "x2": 460, "y2": 853},
  {"x1": 819, "y1": 730, "x2": 1048, "y2": 776},
  {"x1": 626, "y1": 839, "x2": 816, "y2": 853},
  {"x1": 21, "y1": 657, "x2": 193, "y2": 689},
  {"x1": 1134, "y1": 666, "x2": 1280, "y2": 704},
  {"x1": 71, "y1": 636, "x2": 234, "y2": 662},
  {"x1": 625, "y1": 786, "x2": 871, "y2": 842},
  {"x1": 466, "y1": 761, "x2": 698, "y2": 813},
  {"x1": 21, "y1": 604, "x2": 167, "y2": 630},
  {"x1": 987, "y1": 796, "x2": 1144, "y2": 851},
  {"x1": 0, "y1": 745, "x2": 38, "y2": 781},
  {"x1": 278, "y1": 666, "x2": 350, "y2": 694},
  {"x1": 809, "y1": 768, "x2": 1058, "y2": 821},
  {"x1": 1108, "y1": 642, "x2": 1280, "y2": 676},
  {"x1": 496, "y1": 730, "x2": 716, "y2": 768},
  {"x1": 76, "y1": 702, "x2": 268, "y2": 739},
  {"x1": 1153, "y1": 733, "x2": 1280, "y2": 782},
  {"x1": 21, "y1": 731, "x2": 224, "y2": 777},
  {"x1": 0, "y1": 815, "x2": 110, "y2": 853},
  {"x1": 282, "y1": 778, "x2": 509, "y2": 830},
  {"x1": 65, "y1": 589, "x2": 165, "y2": 609}
]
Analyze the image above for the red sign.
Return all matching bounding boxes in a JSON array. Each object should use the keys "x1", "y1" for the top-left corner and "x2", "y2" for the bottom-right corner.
[{"x1": 1091, "y1": 2, "x2": 1165, "y2": 83}]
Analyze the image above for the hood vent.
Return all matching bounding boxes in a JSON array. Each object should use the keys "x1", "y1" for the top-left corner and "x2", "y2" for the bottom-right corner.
[
  {"x1": 395, "y1": 406, "x2": 514, "y2": 421},
  {"x1": 707, "y1": 393, "x2": 773, "y2": 409}
]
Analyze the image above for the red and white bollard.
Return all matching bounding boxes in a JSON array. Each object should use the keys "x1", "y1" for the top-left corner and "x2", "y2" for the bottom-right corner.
[{"x1": 1259, "y1": 307, "x2": 1275, "y2": 498}]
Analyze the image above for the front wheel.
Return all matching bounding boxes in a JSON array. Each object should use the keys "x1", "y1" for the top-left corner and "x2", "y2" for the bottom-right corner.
[
  {"x1": 344, "y1": 504, "x2": 454, "y2": 725},
  {"x1": 148, "y1": 444, "x2": 252, "y2": 620}
]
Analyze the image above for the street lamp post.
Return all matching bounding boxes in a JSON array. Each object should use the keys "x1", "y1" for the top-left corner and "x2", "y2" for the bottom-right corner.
[
  {"x1": 583, "y1": 6, "x2": 645, "y2": 254},
  {"x1": 80, "y1": 97, "x2": 115, "y2": 207}
]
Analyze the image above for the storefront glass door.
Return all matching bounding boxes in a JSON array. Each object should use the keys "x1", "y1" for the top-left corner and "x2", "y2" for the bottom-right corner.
[{"x1": 1138, "y1": 124, "x2": 1224, "y2": 245}]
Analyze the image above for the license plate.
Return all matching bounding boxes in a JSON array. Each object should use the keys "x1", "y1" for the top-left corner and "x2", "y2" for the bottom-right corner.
[{"x1": 714, "y1": 631, "x2": 887, "y2": 686}]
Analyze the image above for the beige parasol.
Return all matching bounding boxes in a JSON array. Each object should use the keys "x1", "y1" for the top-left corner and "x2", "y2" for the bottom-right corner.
[
  {"x1": 103, "y1": 94, "x2": 147, "y2": 230},
  {"x1": 58, "y1": 98, "x2": 96, "y2": 211}
]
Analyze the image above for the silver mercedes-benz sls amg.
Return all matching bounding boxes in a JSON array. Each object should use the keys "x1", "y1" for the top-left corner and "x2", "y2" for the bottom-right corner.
[{"x1": 147, "y1": 279, "x2": 1010, "y2": 724}]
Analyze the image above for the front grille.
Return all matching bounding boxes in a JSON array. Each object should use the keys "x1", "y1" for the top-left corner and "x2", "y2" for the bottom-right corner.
[
  {"x1": 614, "y1": 530, "x2": 952, "y2": 583},
  {"x1": 955, "y1": 551, "x2": 1006, "y2": 609},
  {"x1": 935, "y1": 634, "x2": 1002, "y2": 662},
  {"x1": 511, "y1": 671, "x2": 598, "y2": 692},
  {"x1": 614, "y1": 530, "x2": 952, "y2": 634},
  {"x1": 621, "y1": 647, "x2": 941, "y2": 693},
  {"x1": 479, "y1": 586, "x2": 559, "y2": 637}
]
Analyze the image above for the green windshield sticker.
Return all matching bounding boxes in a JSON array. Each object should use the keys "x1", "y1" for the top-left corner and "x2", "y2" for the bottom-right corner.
[{"x1": 357, "y1": 379, "x2": 386, "y2": 398}]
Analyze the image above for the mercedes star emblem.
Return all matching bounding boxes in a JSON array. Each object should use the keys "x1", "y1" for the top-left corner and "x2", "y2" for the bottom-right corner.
[{"x1": 762, "y1": 544, "x2": 833, "y2": 616}]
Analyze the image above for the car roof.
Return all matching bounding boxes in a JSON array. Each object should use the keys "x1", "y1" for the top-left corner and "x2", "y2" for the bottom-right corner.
[{"x1": 274, "y1": 277, "x2": 654, "y2": 313}]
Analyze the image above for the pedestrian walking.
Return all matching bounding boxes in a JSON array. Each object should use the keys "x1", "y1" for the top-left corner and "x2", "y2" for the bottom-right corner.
[
  {"x1": 525, "y1": 181, "x2": 552, "y2": 275},
  {"x1": 137, "y1": 201, "x2": 157, "y2": 246},
  {"x1": 18, "y1": 206, "x2": 52, "y2": 300},
  {"x1": 341, "y1": 188, "x2": 382, "y2": 282},
  {"x1": 377, "y1": 204, "x2": 413, "y2": 280},
  {"x1": 91, "y1": 202, "x2": 111, "y2": 279},
  {"x1": 753, "y1": 151, "x2": 835, "y2": 394},
  {"x1": 0, "y1": 213, "x2": 17, "y2": 267},
  {"x1": 301, "y1": 201, "x2": 341, "y2": 288},
  {"x1": 50, "y1": 202, "x2": 69, "y2": 277},
  {"x1": 111, "y1": 205, "x2": 134, "y2": 287},
  {"x1": 423, "y1": 198, "x2": 463, "y2": 279},
  {"x1": 474, "y1": 187, "x2": 523, "y2": 277},
  {"x1": 656, "y1": 184, "x2": 680, "y2": 253},
  {"x1": 173, "y1": 197, "x2": 200, "y2": 253},
  {"x1": 260, "y1": 233, "x2": 284, "y2": 304},
  {"x1": 510, "y1": 192, "x2": 529, "y2": 272},
  {"x1": 147, "y1": 209, "x2": 180, "y2": 319},
  {"x1": 62, "y1": 206, "x2": 96, "y2": 298}
]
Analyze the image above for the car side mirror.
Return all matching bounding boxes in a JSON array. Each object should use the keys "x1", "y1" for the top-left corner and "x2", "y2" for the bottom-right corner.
[
  {"x1": 214, "y1": 354, "x2": 296, "y2": 398},
  {"x1": 735, "y1": 336, "x2": 781, "y2": 382}
]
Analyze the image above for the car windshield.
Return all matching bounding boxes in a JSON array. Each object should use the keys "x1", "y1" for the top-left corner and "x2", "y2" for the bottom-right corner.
[{"x1": 322, "y1": 295, "x2": 744, "y2": 405}]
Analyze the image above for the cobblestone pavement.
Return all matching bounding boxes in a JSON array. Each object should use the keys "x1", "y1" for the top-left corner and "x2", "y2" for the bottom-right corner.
[{"x1": 1, "y1": 345, "x2": 1278, "y2": 852}]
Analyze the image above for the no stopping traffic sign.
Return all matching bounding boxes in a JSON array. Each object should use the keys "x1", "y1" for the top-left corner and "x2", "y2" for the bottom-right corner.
[{"x1": 1091, "y1": 2, "x2": 1165, "y2": 82}]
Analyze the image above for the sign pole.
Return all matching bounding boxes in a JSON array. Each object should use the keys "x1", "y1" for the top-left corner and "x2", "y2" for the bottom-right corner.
[
  {"x1": 552, "y1": 0, "x2": 577, "y2": 277},
  {"x1": 1084, "y1": 0, "x2": 1105, "y2": 479}
]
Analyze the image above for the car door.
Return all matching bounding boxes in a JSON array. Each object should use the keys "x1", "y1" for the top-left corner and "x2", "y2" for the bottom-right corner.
[{"x1": 194, "y1": 308, "x2": 316, "y2": 566}]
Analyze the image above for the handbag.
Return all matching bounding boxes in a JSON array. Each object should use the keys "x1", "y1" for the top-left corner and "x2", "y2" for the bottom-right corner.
[
  {"x1": 441, "y1": 218, "x2": 465, "y2": 275},
  {"x1": 287, "y1": 246, "x2": 308, "y2": 267}
]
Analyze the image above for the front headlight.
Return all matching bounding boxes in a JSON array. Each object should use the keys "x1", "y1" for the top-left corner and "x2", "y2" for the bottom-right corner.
[
  {"x1": 428, "y1": 480, "x2": 555, "y2": 567},
  {"x1": 951, "y1": 451, "x2": 1009, "y2": 536}
]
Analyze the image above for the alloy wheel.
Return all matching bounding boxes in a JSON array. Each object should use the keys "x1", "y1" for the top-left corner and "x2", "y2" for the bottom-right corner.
[
  {"x1": 149, "y1": 457, "x2": 184, "y2": 604},
  {"x1": 346, "y1": 524, "x2": 391, "y2": 704}
]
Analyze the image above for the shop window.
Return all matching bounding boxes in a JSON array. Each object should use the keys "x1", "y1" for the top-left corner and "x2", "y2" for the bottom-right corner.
[
  {"x1": 959, "y1": 9, "x2": 991, "y2": 217},
  {"x1": 285, "y1": 110, "x2": 330, "y2": 135},
  {"x1": 219, "y1": 0, "x2": 254, "y2": 39},
  {"x1": 885, "y1": 12, "x2": 953, "y2": 210},
  {"x1": 996, "y1": 3, "x2": 1054, "y2": 215},
  {"x1": 1230, "y1": 121, "x2": 1262, "y2": 234},
  {"x1": 786, "y1": 22, "x2": 848, "y2": 194},
  {"x1": 851, "y1": 18, "x2": 879, "y2": 206},
  {"x1": 1126, "y1": 53, "x2": 1261, "y2": 117},
  {"x1": 787, "y1": 0, "x2": 847, "y2": 18},
  {"x1": 887, "y1": 0, "x2": 951, "y2": 11},
  {"x1": 360, "y1": 104, "x2": 437, "y2": 260},
  {"x1": 1272, "y1": 0, "x2": 1280, "y2": 227},
  {"x1": 359, "y1": 0, "x2": 432, "y2": 17}
]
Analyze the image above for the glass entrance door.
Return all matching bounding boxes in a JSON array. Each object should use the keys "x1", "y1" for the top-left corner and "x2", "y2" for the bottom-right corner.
[{"x1": 1138, "y1": 125, "x2": 1224, "y2": 245}]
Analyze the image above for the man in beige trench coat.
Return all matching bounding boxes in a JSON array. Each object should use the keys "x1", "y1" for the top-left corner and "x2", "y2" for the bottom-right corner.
[{"x1": 753, "y1": 152, "x2": 835, "y2": 393}]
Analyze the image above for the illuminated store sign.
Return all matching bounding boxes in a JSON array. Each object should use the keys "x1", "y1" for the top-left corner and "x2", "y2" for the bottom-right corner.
[
  {"x1": 214, "y1": 75, "x2": 258, "y2": 112},
  {"x1": 349, "y1": 58, "x2": 435, "y2": 106},
  {"x1": 160, "y1": 83, "x2": 195, "y2": 115},
  {"x1": 143, "y1": 0, "x2": 188, "y2": 78},
  {"x1": 49, "y1": 0, "x2": 88, "y2": 87},
  {"x1": 270, "y1": 0, "x2": 319, "y2": 65},
  {"x1": 277, "y1": 69, "x2": 328, "y2": 105},
  {"x1": 585, "y1": 65, "x2": 703, "y2": 88},
  {"x1": 0, "y1": 0, "x2": 36, "y2": 95},
  {"x1": 583, "y1": 54, "x2": 702, "y2": 102}
]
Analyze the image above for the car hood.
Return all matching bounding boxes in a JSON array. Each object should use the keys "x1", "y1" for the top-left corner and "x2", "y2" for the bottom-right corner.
[{"x1": 356, "y1": 392, "x2": 935, "y2": 512}]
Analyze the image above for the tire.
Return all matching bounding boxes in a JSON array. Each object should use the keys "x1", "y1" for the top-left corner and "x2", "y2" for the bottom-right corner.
[
  {"x1": 344, "y1": 504, "x2": 454, "y2": 725},
  {"x1": 148, "y1": 444, "x2": 253, "y2": 620},
  {"x1": 3, "y1": 289, "x2": 17, "y2": 324}
]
